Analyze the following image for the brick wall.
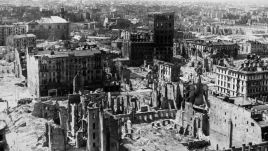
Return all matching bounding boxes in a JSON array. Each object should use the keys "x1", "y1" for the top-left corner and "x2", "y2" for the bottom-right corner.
[{"x1": 209, "y1": 96, "x2": 262, "y2": 150}]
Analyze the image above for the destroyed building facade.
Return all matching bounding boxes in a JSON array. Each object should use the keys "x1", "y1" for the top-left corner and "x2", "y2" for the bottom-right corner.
[
  {"x1": 123, "y1": 12, "x2": 174, "y2": 66},
  {"x1": 209, "y1": 95, "x2": 268, "y2": 150},
  {"x1": 0, "y1": 24, "x2": 27, "y2": 46},
  {"x1": 26, "y1": 47, "x2": 103, "y2": 97}
]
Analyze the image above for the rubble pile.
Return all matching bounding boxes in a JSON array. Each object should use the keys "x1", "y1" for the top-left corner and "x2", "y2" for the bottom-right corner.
[
  {"x1": 130, "y1": 78, "x2": 147, "y2": 90},
  {"x1": 122, "y1": 120, "x2": 189, "y2": 151},
  {"x1": 4, "y1": 103, "x2": 49, "y2": 151}
]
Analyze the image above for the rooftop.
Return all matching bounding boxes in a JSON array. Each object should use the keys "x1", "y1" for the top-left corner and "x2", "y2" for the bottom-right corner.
[
  {"x1": 33, "y1": 48, "x2": 101, "y2": 58},
  {"x1": 148, "y1": 11, "x2": 175, "y2": 15},
  {"x1": 37, "y1": 16, "x2": 68, "y2": 24},
  {"x1": 12, "y1": 34, "x2": 36, "y2": 39},
  {"x1": 192, "y1": 40, "x2": 236, "y2": 46}
]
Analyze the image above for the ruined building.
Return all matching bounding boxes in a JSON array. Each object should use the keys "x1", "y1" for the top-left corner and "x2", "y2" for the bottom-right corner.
[
  {"x1": 151, "y1": 59, "x2": 182, "y2": 111},
  {"x1": 6, "y1": 34, "x2": 36, "y2": 50},
  {"x1": 153, "y1": 59, "x2": 180, "y2": 83},
  {"x1": 0, "y1": 24, "x2": 27, "y2": 46},
  {"x1": 176, "y1": 76, "x2": 210, "y2": 139},
  {"x1": 174, "y1": 39, "x2": 239, "y2": 69},
  {"x1": 209, "y1": 94, "x2": 268, "y2": 150},
  {"x1": 64, "y1": 88, "x2": 178, "y2": 151},
  {"x1": 26, "y1": 47, "x2": 103, "y2": 97},
  {"x1": 10, "y1": 34, "x2": 37, "y2": 78},
  {"x1": 122, "y1": 12, "x2": 174, "y2": 66}
]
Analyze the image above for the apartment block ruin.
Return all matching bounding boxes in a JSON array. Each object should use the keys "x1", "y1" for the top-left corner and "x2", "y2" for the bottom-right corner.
[
  {"x1": 0, "y1": 24, "x2": 27, "y2": 46},
  {"x1": 26, "y1": 47, "x2": 103, "y2": 97},
  {"x1": 11, "y1": 34, "x2": 37, "y2": 78}
]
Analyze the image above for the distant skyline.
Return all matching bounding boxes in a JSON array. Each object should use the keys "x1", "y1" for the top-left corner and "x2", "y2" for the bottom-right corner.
[{"x1": 1, "y1": 0, "x2": 268, "y2": 6}]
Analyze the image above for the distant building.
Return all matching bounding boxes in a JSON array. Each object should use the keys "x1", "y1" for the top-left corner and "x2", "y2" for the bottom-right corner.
[
  {"x1": 240, "y1": 41, "x2": 268, "y2": 56},
  {"x1": 149, "y1": 12, "x2": 174, "y2": 61},
  {"x1": 26, "y1": 48, "x2": 103, "y2": 97},
  {"x1": 27, "y1": 16, "x2": 69, "y2": 40},
  {"x1": 0, "y1": 24, "x2": 27, "y2": 46},
  {"x1": 175, "y1": 31, "x2": 196, "y2": 40},
  {"x1": 122, "y1": 12, "x2": 174, "y2": 66},
  {"x1": 215, "y1": 55, "x2": 268, "y2": 100},
  {"x1": 189, "y1": 40, "x2": 239, "y2": 59},
  {"x1": 6, "y1": 34, "x2": 36, "y2": 50},
  {"x1": 153, "y1": 59, "x2": 180, "y2": 82}
]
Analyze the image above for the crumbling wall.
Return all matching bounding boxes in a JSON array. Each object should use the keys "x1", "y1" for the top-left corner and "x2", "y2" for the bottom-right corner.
[
  {"x1": 153, "y1": 82, "x2": 182, "y2": 110},
  {"x1": 48, "y1": 123, "x2": 66, "y2": 151},
  {"x1": 32, "y1": 102, "x2": 59, "y2": 119},
  {"x1": 224, "y1": 142, "x2": 268, "y2": 151},
  {"x1": 59, "y1": 107, "x2": 68, "y2": 130},
  {"x1": 209, "y1": 96, "x2": 262, "y2": 150},
  {"x1": 114, "y1": 109, "x2": 177, "y2": 124},
  {"x1": 175, "y1": 102, "x2": 209, "y2": 138}
]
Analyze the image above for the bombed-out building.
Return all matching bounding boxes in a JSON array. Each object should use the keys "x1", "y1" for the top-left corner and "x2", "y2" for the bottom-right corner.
[
  {"x1": 209, "y1": 94, "x2": 268, "y2": 150},
  {"x1": 122, "y1": 12, "x2": 174, "y2": 66},
  {"x1": 64, "y1": 86, "x2": 178, "y2": 151},
  {"x1": 176, "y1": 76, "x2": 210, "y2": 139},
  {"x1": 6, "y1": 34, "x2": 36, "y2": 50},
  {"x1": 26, "y1": 47, "x2": 103, "y2": 97},
  {"x1": 10, "y1": 34, "x2": 37, "y2": 78},
  {"x1": 0, "y1": 24, "x2": 27, "y2": 46}
]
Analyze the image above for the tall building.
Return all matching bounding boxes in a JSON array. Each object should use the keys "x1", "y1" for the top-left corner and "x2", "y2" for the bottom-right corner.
[
  {"x1": 215, "y1": 55, "x2": 268, "y2": 100},
  {"x1": 87, "y1": 107, "x2": 104, "y2": 151},
  {"x1": 27, "y1": 48, "x2": 103, "y2": 97},
  {"x1": 123, "y1": 12, "x2": 174, "y2": 66}
]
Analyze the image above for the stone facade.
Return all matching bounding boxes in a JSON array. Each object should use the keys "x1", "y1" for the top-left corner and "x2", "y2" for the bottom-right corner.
[
  {"x1": 6, "y1": 34, "x2": 36, "y2": 50},
  {"x1": 153, "y1": 59, "x2": 180, "y2": 82},
  {"x1": 0, "y1": 24, "x2": 27, "y2": 46},
  {"x1": 209, "y1": 95, "x2": 267, "y2": 150},
  {"x1": 216, "y1": 56, "x2": 268, "y2": 100},
  {"x1": 27, "y1": 48, "x2": 103, "y2": 97}
]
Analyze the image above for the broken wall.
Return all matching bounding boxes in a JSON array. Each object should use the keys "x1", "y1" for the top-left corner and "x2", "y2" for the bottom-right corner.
[
  {"x1": 48, "y1": 123, "x2": 66, "y2": 151},
  {"x1": 114, "y1": 109, "x2": 177, "y2": 124},
  {"x1": 59, "y1": 107, "x2": 68, "y2": 130},
  {"x1": 32, "y1": 102, "x2": 59, "y2": 120}
]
